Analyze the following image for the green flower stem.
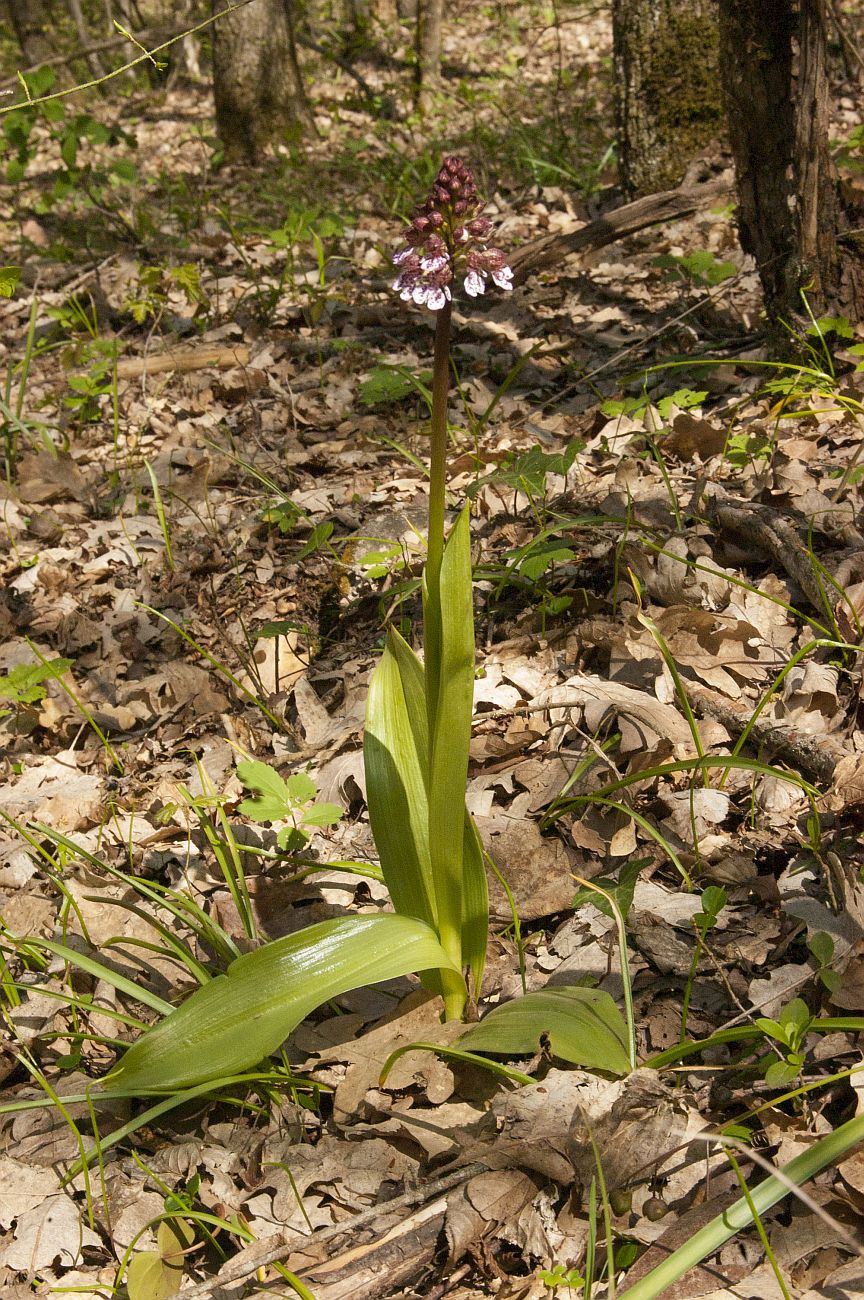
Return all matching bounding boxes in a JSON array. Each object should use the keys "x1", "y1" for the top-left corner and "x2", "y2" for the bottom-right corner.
[
  {"x1": 424, "y1": 299, "x2": 453, "y2": 760},
  {"x1": 426, "y1": 299, "x2": 452, "y2": 599},
  {"x1": 424, "y1": 299, "x2": 466, "y2": 1018}
]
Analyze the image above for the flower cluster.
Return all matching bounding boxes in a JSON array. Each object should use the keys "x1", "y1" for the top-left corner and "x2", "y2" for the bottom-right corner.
[{"x1": 392, "y1": 156, "x2": 513, "y2": 311}]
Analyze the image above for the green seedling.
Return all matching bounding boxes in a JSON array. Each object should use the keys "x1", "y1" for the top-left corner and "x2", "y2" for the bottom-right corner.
[
  {"x1": 0, "y1": 266, "x2": 20, "y2": 296},
  {"x1": 124, "y1": 263, "x2": 207, "y2": 326},
  {"x1": 653, "y1": 248, "x2": 737, "y2": 286},
  {"x1": 681, "y1": 885, "x2": 727, "y2": 1043},
  {"x1": 359, "y1": 363, "x2": 433, "y2": 408},
  {"x1": 0, "y1": 656, "x2": 73, "y2": 722},
  {"x1": 537, "y1": 1263, "x2": 586, "y2": 1293},
  {"x1": 572, "y1": 859, "x2": 645, "y2": 923},
  {"x1": 467, "y1": 437, "x2": 584, "y2": 508},
  {"x1": 125, "y1": 1216, "x2": 195, "y2": 1300},
  {"x1": 808, "y1": 931, "x2": 841, "y2": 994},
  {"x1": 600, "y1": 386, "x2": 708, "y2": 424},
  {"x1": 755, "y1": 997, "x2": 813, "y2": 1087},
  {"x1": 236, "y1": 760, "x2": 342, "y2": 852}
]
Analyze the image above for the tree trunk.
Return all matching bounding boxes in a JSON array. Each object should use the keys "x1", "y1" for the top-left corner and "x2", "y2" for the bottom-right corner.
[
  {"x1": 416, "y1": 0, "x2": 444, "y2": 114},
  {"x1": 211, "y1": 0, "x2": 315, "y2": 164},
  {"x1": 718, "y1": 0, "x2": 864, "y2": 326},
  {"x1": 612, "y1": 0, "x2": 723, "y2": 197},
  {"x1": 5, "y1": 0, "x2": 53, "y2": 65},
  {"x1": 66, "y1": 0, "x2": 107, "y2": 79}
]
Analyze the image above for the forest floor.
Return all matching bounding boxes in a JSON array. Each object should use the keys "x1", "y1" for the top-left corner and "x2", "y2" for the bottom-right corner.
[{"x1": 3, "y1": 3, "x2": 864, "y2": 1298}]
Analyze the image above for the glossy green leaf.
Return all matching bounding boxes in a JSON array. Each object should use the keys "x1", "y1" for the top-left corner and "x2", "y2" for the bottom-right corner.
[
  {"x1": 428, "y1": 506, "x2": 477, "y2": 976},
  {"x1": 107, "y1": 914, "x2": 462, "y2": 1093},
  {"x1": 458, "y1": 985, "x2": 632, "y2": 1076},
  {"x1": 364, "y1": 631, "x2": 435, "y2": 931}
]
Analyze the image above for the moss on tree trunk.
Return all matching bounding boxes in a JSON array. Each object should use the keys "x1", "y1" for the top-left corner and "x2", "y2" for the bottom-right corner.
[{"x1": 613, "y1": 0, "x2": 723, "y2": 197}]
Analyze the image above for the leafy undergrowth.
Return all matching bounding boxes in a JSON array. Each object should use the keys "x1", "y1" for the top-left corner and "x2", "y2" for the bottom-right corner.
[{"x1": 3, "y1": 4, "x2": 864, "y2": 1299}]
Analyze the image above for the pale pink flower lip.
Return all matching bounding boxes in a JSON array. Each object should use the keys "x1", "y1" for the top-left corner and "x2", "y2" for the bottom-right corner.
[
  {"x1": 464, "y1": 269, "x2": 486, "y2": 297},
  {"x1": 391, "y1": 156, "x2": 513, "y2": 312}
]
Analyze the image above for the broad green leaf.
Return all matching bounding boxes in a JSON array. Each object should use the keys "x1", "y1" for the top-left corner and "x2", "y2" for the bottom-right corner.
[
  {"x1": 127, "y1": 1218, "x2": 194, "y2": 1300},
  {"x1": 235, "y1": 760, "x2": 291, "y2": 821},
  {"x1": 428, "y1": 507, "x2": 476, "y2": 977},
  {"x1": 302, "y1": 801, "x2": 343, "y2": 827},
  {"x1": 285, "y1": 771, "x2": 317, "y2": 803},
  {"x1": 107, "y1": 914, "x2": 461, "y2": 1093},
  {"x1": 458, "y1": 986, "x2": 632, "y2": 1076},
  {"x1": 365, "y1": 623, "x2": 487, "y2": 999},
  {"x1": 364, "y1": 633, "x2": 435, "y2": 930}
]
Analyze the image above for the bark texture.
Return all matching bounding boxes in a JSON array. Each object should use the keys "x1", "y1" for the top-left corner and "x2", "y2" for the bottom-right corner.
[
  {"x1": 5, "y1": 0, "x2": 53, "y2": 65},
  {"x1": 612, "y1": 0, "x2": 723, "y2": 197},
  {"x1": 416, "y1": 0, "x2": 444, "y2": 114},
  {"x1": 718, "y1": 0, "x2": 864, "y2": 325},
  {"x1": 211, "y1": 0, "x2": 314, "y2": 164}
]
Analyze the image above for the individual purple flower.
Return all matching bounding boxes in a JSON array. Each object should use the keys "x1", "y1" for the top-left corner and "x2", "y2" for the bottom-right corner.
[{"x1": 391, "y1": 156, "x2": 513, "y2": 312}]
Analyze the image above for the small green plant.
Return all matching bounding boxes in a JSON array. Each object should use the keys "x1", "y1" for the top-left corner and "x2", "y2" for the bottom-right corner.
[
  {"x1": 723, "y1": 428, "x2": 774, "y2": 467},
  {"x1": 681, "y1": 885, "x2": 727, "y2": 1042},
  {"x1": 359, "y1": 363, "x2": 433, "y2": 408},
  {"x1": 833, "y1": 122, "x2": 864, "y2": 173},
  {"x1": 236, "y1": 761, "x2": 342, "y2": 851},
  {"x1": 600, "y1": 386, "x2": 708, "y2": 423},
  {"x1": 0, "y1": 657, "x2": 74, "y2": 723},
  {"x1": 0, "y1": 266, "x2": 20, "y2": 297},
  {"x1": 808, "y1": 931, "x2": 841, "y2": 995},
  {"x1": 468, "y1": 437, "x2": 584, "y2": 506},
  {"x1": 537, "y1": 1262, "x2": 585, "y2": 1293},
  {"x1": 653, "y1": 248, "x2": 737, "y2": 286},
  {"x1": 124, "y1": 263, "x2": 208, "y2": 327},
  {"x1": 124, "y1": 1214, "x2": 195, "y2": 1300},
  {"x1": 755, "y1": 997, "x2": 813, "y2": 1087}
]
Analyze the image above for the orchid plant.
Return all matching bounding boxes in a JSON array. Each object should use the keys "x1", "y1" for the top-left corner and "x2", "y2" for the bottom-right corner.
[{"x1": 101, "y1": 159, "x2": 629, "y2": 1097}]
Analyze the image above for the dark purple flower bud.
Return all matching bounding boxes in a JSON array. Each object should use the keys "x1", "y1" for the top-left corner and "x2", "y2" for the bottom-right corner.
[{"x1": 391, "y1": 154, "x2": 512, "y2": 311}]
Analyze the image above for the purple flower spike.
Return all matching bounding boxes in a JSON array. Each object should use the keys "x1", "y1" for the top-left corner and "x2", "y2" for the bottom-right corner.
[{"x1": 391, "y1": 157, "x2": 513, "y2": 313}]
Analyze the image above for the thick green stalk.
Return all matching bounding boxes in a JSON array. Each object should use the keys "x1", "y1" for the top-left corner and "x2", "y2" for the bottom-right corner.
[
  {"x1": 424, "y1": 300, "x2": 452, "y2": 754},
  {"x1": 423, "y1": 300, "x2": 465, "y2": 1020},
  {"x1": 425, "y1": 300, "x2": 452, "y2": 605}
]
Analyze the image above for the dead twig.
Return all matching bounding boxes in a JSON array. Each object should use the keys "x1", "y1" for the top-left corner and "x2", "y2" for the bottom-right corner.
[
  {"x1": 173, "y1": 1161, "x2": 491, "y2": 1300},
  {"x1": 510, "y1": 176, "x2": 734, "y2": 283}
]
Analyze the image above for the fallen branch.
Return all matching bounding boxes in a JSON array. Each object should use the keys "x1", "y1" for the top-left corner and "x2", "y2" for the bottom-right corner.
[
  {"x1": 172, "y1": 1161, "x2": 491, "y2": 1300},
  {"x1": 115, "y1": 344, "x2": 250, "y2": 379},
  {"x1": 510, "y1": 175, "x2": 734, "y2": 283}
]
